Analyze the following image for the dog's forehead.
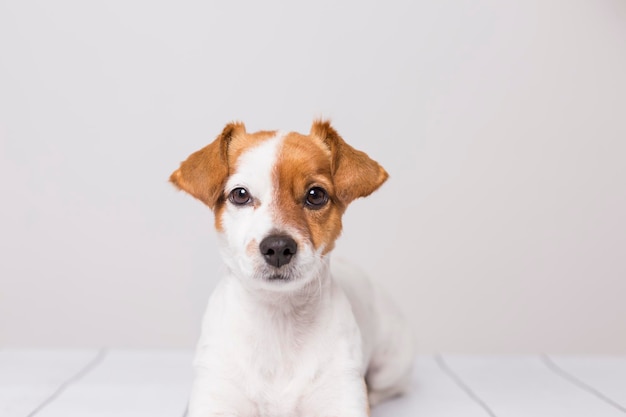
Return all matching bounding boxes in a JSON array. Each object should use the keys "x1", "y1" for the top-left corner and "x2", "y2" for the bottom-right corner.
[
  {"x1": 227, "y1": 130, "x2": 332, "y2": 188},
  {"x1": 276, "y1": 132, "x2": 333, "y2": 188},
  {"x1": 227, "y1": 130, "x2": 279, "y2": 168},
  {"x1": 226, "y1": 132, "x2": 284, "y2": 193},
  {"x1": 278, "y1": 132, "x2": 331, "y2": 166}
]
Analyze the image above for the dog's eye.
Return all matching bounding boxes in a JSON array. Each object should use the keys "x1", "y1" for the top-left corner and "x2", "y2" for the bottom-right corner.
[
  {"x1": 229, "y1": 187, "x2": 252, "y2": 206},
  {"x1": 305, "y1": 187, "x2": 329, "y2": 209}
]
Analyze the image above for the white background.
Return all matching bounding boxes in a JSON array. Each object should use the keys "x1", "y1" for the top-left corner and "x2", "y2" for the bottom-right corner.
[{"x1": 1, "y1": 0, "x2": 625, "y2": 353}]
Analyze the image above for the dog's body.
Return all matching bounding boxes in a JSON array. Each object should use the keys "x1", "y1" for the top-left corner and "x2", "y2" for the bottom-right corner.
[{"x1": 171, "y1": 121, "x2": 414, "y2": 417}]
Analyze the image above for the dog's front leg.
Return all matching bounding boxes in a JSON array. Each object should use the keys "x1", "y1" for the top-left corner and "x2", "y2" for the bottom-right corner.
[{"x1": 187, "y1": 366, "x2": 256, "y2": 417}]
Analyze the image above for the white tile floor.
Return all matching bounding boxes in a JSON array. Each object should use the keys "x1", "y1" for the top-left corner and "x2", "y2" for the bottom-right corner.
[{"x1": 1, "y1": 350, "x2": 624, "y2": 416}]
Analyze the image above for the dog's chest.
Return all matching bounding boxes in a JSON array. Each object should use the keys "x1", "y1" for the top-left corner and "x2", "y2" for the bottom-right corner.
[
  {"x1": 219, "y1": 319, "x2": 343, "y2": 417},
  {"x1": 196, "y1": 280, "x2": 363, "y2": 416},
  {"x1": 244, "y1": 347, "x2": 321, "y2": 416}
]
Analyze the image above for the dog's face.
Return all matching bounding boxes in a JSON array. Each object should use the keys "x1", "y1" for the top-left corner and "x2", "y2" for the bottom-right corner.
[{"x1": 170, "y1": 121, "x2": 387, "y2": 291}]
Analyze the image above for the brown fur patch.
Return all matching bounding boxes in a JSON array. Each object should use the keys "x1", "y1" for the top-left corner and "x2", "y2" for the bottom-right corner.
[
  {"x1": 274, "y1": 132, "x2": 344, "y2": 253},
  {"x1": 310, "y1": 120, "x2": 389, "y2": 205},
  {"x1": 273, "y1": 121, "x2": 388, "y2": 253},
  {"x1": 226, "y1": 130, "x2": 278, "y2": 170},
  {"x1": 169, "y1": 123, "x2": 277, "y2": 230}
]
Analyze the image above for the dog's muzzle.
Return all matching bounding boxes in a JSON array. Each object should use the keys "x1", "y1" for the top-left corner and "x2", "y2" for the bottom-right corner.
[{"x1": 259, "y1": 234, "x2": 297, "y2": 268}]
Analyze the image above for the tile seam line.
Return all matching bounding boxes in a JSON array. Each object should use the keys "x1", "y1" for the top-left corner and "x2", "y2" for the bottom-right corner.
[
  {"x1": 26, "y1": 348, "x2": 108, "y2": 417},
  {"x1": 434, "y1": 354, "x2": 498, "y2": 417},
  {"x1": 541, "y1": 354, "x2": 626, "y2": 414}
]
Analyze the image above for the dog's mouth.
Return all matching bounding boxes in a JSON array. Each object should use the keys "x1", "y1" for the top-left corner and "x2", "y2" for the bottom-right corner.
[
  {"x1": 268, "y1": 274, "x2": 289, "y2": 281},
  {"x1": 257, "y1": 265, "x2": 295, "y2": 283}
]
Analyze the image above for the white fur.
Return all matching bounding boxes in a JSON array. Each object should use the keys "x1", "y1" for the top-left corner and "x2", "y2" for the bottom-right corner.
[{"x1": 188, "y1": 134, "x2": 415, "y2": 417}]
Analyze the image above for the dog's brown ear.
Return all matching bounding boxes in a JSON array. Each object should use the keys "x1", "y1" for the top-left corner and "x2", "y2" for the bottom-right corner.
[
  {"x1": 311, "y1": 120, "x2": 388, "y2": 206},
  {"x1": 170, "y1": 122, "x2": 245, "y2": 209}
]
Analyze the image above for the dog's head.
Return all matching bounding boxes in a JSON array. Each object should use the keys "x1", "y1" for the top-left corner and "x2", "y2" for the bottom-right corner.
[{"x1": 170, "y1": 120, "x2": 388, "y2": 291}]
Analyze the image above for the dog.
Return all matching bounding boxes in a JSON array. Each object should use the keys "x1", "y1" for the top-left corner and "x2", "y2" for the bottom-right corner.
[{"x1": 170, "y1": 120, "x2": 414, "y2": 417}]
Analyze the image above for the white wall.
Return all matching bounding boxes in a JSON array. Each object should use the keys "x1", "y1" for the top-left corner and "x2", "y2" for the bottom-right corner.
[{"x1": 1, "y1": 0, "x2": 625, "y2": 353}]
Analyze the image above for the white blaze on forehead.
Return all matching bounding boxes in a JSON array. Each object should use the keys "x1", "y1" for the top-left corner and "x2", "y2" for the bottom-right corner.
[
  {"x1": 225, "y1": 132, "x2": 284, "y2": 199},
  {"x1": 221, "y1": 132, "x2": 285, "y2": 267}
]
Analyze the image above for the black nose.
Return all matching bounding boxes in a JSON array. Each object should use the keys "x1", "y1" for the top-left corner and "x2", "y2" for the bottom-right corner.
[{"x1": 259, "y1": 235, "x2": 297, "y2": 268}]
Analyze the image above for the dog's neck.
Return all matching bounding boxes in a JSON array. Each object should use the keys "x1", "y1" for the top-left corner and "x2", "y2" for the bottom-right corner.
[{"x1": 226, "y1": 257, "x2": 335, "y2": 347}]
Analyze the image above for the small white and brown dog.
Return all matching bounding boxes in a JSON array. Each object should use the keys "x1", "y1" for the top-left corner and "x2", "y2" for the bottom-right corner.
[{"x1": 170, "y1": 120, "x2": 414, "y2": 417}]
